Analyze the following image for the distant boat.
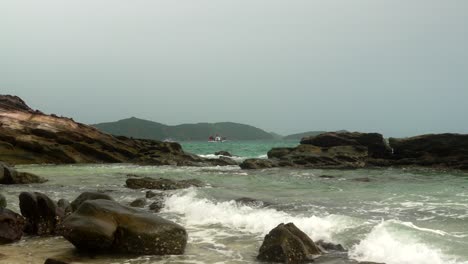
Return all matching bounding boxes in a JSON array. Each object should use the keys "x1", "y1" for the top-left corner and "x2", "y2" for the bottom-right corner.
[{"x1": 208, "y1": 135, "x2": 227, "y2": 142}]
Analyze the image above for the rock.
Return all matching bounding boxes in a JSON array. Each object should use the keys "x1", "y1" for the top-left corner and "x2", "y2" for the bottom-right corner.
[
  {"x1": 353, "y1": 177, "x2": 371, "y2": 182},
  {"x1": 70, "y1": 191, "x2": 113, "y2": 211},
  {"x1": 57, "y1": 199, "x2": 72, "y2": 216},
  {"x1": 146, "y1": 190, "x2": 158, "y2": 198},
  {"x1": 389, "y1": 133, "x2": 468, "y2": 169},
  {"x1": 0, "y1": 95, "x2": 232, "y2": 167},
  {"x1": 149, "y1": 200, "x2": 165, "y2": 212},
  {"x1": 62, "y1": 199, "x2": 187, "y2": 255},
  {"x1": 300, "y1": 132, "x2": 392, "y2": 159},
  {"x1": 0, "y1": 163, "x2": 47, "y2": 184},
  {"x1": 0, "y1": 208, "x2": 25, "y2": 244},
  {"x1": 0, "y1": 194, "x2": 5, "y2": 209},
  {"x1": 44, "y1": 258, "x2": 70, "y2": 264},
  {"x1": 319, "y1": 175, "x2": 336, "y2": 179},
  {"x1": 126, "y1": 177, "x2": 204, "y2": 190},
  {"x1": 235, "y1": 197, "x2": 271, "y2": 207},
  {"x1": 215, "y1": 151, "x2": 232, "y2": 157},
  {"x1": 129, "y1": 198, "x2": 146, "y2": 208},
  {"x1": 19, "y1": 192, "x2": 64, "y2": 235},
  {"x1": 257, "y1": 223, "x2": 321, "y2": 263},
  {"x1": 239, "y1": 158, "x2": 278, "y2": 169},
  {"x1": 316, "y1": 240, "x2": 346, "y2": 252}
]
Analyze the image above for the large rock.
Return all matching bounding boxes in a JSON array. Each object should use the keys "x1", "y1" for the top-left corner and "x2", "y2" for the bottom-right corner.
[
  {"x1": 0, "y1": 208, "x2": 25, "y2": 244},
  {"x1": 19, "y1": 192, "x2": 64, "y2": 235},
  {"x1": 70, "y1": 191, "x2": 113, "y2": 211},
  {"x1": 0, "y1": 162, "x2": 47, "y2": 184},
  {"x1": 389, "y1": 133, "x2": 468, "y2": 169},
  {"x1": 258, "y1": 223, "x2": 321, "y2": 263},
  {"x1": 62, "y1": 199, "x2": 187, "y2": 255},
  {"x1": 239, "y1": 158, "x2": 278, "y2": 169},
  {"x1": 126, "y1": 177, "x2": 204, "y2": 190},
  {"x1": 300, "y1": 132, "x2": 391, "y2": 158},
  {"x1": 0, "y1": 94, "x2": 230, "y2": 167}
]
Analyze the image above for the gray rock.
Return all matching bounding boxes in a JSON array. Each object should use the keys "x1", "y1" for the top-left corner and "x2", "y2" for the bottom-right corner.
[
  {"x1": 19, "y1": 192, "x2": 64, "y2": 235},
  {"x1": 70, "y1": 191, "x2": 113, "y2": 211}
]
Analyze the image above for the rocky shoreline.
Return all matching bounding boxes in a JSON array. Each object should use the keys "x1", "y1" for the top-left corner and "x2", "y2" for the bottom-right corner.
[{"x1": 240, "y1": 132, "x2": 468, "y2": 171}]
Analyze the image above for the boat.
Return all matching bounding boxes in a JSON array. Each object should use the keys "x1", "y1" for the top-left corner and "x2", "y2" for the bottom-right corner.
[{"x1": 208, "y1": 135, "x2": 227, "y2": 142}]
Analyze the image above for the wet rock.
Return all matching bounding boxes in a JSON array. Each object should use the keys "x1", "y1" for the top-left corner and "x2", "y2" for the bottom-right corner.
[
  {"x1": 62, "y1": 199, "x2": 187, "y2": 255},
  {"x1": 57, "y1": 199, "x2": 72, "y2": 216},
  {"x1": 316, "y1": 240, "x2": 346, "y2": 252},
  {"x1": 0, "y1": 163, "x2": 47, "y2": 184},
  {"x1": 129, "y1": 198, "x2": 146, "y2": 208},
  {"x1": 239, "y1": 158, "x2": 278, "y2": 169},
  {"x1": 215, "y1": 151, "x2": 232, "y2": 157},
  {"x1": 126, "y1": 177, "x2": 204, "y2": 190},
  {"x1": 70, "y1": 191, "x2": 113, "y2": 211},
  {"x1": 146, "y1": 190, "x2": 158, "y2": 198},
  {"x1": 319, "y1": 175, "x2": 336, "y2": 179},
  {"x1": 149, "y1": 200, "x2": 165, "y2": 212},
  {"x1": 257, "y1": 222, "x2": 321, "y2": 263},
  {"x1": 19, "y1": 192, "x2": 64, "y2": 235},
  {"x1": 0, "y1": 208, "x2": 25, "y2": 244},
  {"x1": 235, "y1": 197, "x2": 271, "y2": 207},
  {"x1": 44, "y1": 258, "x2": 70, "y2": 264},
  {"x1": 353, "y1": 177, "x2": 371, "y2": 182},
  {"x1": 0, "y1": 194, "x2": 5, "y2": 209}
]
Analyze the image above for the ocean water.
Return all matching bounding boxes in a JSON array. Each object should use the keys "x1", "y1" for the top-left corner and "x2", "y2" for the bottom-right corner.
[{"x1": 1, "y1": 140, "x2": 467, "y2": 264}]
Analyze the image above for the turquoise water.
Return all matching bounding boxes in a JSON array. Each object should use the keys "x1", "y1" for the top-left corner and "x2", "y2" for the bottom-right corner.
[{"x1": 0, "y1": 140, "x2": 467, "y2": 264}]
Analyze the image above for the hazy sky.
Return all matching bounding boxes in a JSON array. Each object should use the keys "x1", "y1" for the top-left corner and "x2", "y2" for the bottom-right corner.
[{"x1": 1, "y1": 1, "x2": 468, "y2": 137}]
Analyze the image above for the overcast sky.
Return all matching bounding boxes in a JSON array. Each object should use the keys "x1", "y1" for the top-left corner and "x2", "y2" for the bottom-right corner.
[{"x1": 1, "y1": 1, "x2": 467, "y2": 137}]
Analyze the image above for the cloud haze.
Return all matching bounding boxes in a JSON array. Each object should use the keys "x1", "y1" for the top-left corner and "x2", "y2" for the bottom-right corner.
[{"x1": 1, "y1": 0, "x2": 468, "y2": 136}]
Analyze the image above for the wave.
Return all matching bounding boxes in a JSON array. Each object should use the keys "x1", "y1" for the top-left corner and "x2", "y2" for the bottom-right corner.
[
  {"x1": 349, "y1": 221, "x2": 468, "y2": 264},
  {"x1": 163, "y1": 188, "x2": 360, "y2": 242},
  {"x1": 198, "y1": 153, "x2": 268, "y2": 163}
]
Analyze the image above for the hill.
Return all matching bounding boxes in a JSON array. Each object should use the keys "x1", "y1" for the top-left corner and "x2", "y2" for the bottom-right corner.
[
  {"x1": 93, "y1": 117, "x2": 274, "y2": 141},
  {"x1": 284, "y1": 130, "x2": 347, "y2": 140}
]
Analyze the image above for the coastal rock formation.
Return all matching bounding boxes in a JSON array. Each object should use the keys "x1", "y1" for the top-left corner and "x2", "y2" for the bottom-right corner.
[
  {"x1": 0, "y1": 162, "x2": 47, "y2": 184},
  {"x1": 0, "y1": 208, "x2": 25, "y2": 244},
  {"x1": 258, "y1": 223, "x2": 321, "y2": 263},
  {"x1": 242, "y1": 131, "x2": 468, "y2": 170},
  {"x1": 62, "y1": 199, "x2": 187, "y2": 255},
  {"x1": 19, "y1": 192, "x2": 64, "y2": 235},
  {"x1": 0, "y1": 95, "x2": 227, "y2": 166},
  {"x1": 388, "y1": 133, "x2": 468, "y2": 169},
  {"x1": 126, "y1": 177, "x2": 204, "y2": 190},
  {"x1": 70, "y1": 191, "x2": 113, "y2": 211}
]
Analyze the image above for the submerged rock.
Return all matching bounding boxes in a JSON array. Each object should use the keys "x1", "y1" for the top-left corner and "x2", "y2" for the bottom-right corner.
[
  {"x1": 70, "y1": 191, "x2": 113, "y2": 211},
  {"x1": 129, "y1": 198, "x2": 146, "y2": 208},
  {"x1": 62, "y1": 199, "x2": 187, "y2": 255},
  {"x1": 235, "y1": 197, "x2": 271, "y2": 207},
  {"x1": 316, "y1": 240, "x2": 346, "y2": 252},
  {"x1": 215, "y1": 151, "x2": 232, "y2": 157},
  {"x1": 126, "y1": 177, "x2": 204, "y2": 190},
  {"x1": 19, "y1": 192, "x2": 64, "y2": 235},
  {"x1": 257, "y1": 223, "x2": 321, "y2": 263},
  {"x1": 0, "y1": 162, "x2": 47, "y2": 184},
  {"x1": 0, "y1": 208, "x2": 25, "y2": 244}
]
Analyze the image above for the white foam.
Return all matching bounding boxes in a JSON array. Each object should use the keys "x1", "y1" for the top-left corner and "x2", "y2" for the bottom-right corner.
[
  {"x1": 198, "y1": 154, "x2": 247, "y2": 163},
  {"x1": 163, "y1": 188, "x2": 359, "y2": 242},
  {"x1": 350, "y1": 221, "x2": 468, "y2": 264}
]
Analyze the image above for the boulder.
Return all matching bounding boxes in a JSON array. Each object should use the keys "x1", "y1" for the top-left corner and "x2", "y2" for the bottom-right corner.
[
  {"x1": 126, "y1": 177, "x2": 204, "y2": 190},
  {"x1": 239, "y1": 158, "x2": 278, "y2": 169},
  {"x1": 300, "y1": 132, "x2": 391, "y2": 159},
  {"x1": 0, "y1": 194, "x2": 5, "y2": 209},
  {"x1": 0, "y1": 208, "x2": 25, "y2": 244},
  {"x1": 70, "y1": 191, "x2": 113, "y2": 211},
  {"x1": 129, "y1": 198, "x2": 146, "y2": 208},
  {"x1": 258, "y1": 223, "x2": 321, "y2": 263},
  {"x1": 62, "y1": 199, "x2": 187, "y2": 255},
  {"x1": 0, "y1": 163, "x2": 47, "y2": 184},
  {"x1": 215, "y1": 151, "x2": 232, "y2": 157},
  {"x1": 19, "y1": 192, "x2": 64, "y2": 235},
  {"x1": 57, "y1": 199, "x2": 73, "y2": 216}
]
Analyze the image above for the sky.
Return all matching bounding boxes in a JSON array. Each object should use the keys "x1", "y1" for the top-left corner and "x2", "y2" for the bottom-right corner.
[{"x1": 1, "y1": 1, "x2": 468, "y2": 137}]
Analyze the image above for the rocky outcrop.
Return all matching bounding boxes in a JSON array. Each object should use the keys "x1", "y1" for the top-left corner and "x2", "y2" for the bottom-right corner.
[
  {"x1": 70, "y1": 191, "x2": 113, "y2": 211},
  {"x1": 0, "y1": 162, "x2": 47, "y2": 184},
  {"x1": 388, "y1": 133, "x2": 468, "y2": 169},
  {"x1": 0, "y1": 94, "x2": 228, "y2": 166},
  {"x1": 62, "y1": 199, "x2": 187, "y2": 255},
  {"x1": 19, "y1": 192, "x2": 64, "y2": 235},
  {"x1": 126, "y1": 177, "x2": 204, "y2": 190},
  {"x1": 257, "y1": 223, "x2": 321, "y2": 263},
  {"x1": 0, "y1": 208, "x2": 25, "y2": 244},
  {"x1": 242, "y1": 131, "x2": 468, "y2": 170}
]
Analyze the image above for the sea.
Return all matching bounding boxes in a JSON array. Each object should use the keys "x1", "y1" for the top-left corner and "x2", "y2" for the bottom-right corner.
[{"x1": 1, "y1": 140, "x2": 467, "y2": 264}]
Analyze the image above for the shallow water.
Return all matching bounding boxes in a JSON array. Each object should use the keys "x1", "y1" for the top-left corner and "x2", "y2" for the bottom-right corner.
[{"x1": 1, "y1": 141, "x2": 468, "y2": 264}]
